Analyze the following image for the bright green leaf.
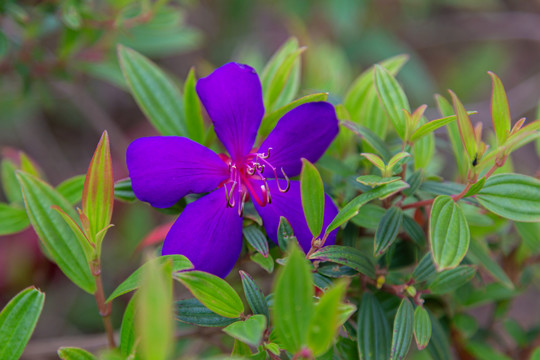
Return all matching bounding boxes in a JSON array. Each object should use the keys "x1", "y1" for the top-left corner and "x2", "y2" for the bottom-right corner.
[
  {"x1": 410, "y1": 115, "x2": 459, "y2": 143},
  {"x1": 223, "y1": 315, "x2": 266, "y2": 347},
  {"x1": 58, "y1": 347, "x2": 97, "y2": 360},
  {"x1": 488, "y1": 72, "x2": 511, "y2": 146},
  {"x1": 449, "y1": 90, "x2": 477, "y2": 163},
  {"x1": 119, "y1": 295, "x2": 136, "y2": 357},
  {"x1": 0, "y1": 203, "x2": 29, "y2": 235},
  {"x1": 183, "y1": 67, "x2": 205, "y2": 143},
  {"x1": 300, "y1": 159, "x2": 325, "y2": 238},
  {"x1": 56, "y1": 174, "x2": 85, "y2": 205},
  {"x1": 413, "y1": 306, "x2": 431, "y2": 350}
]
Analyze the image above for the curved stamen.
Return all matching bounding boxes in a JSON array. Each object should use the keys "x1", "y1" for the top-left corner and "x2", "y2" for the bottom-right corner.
[
  {"x1": 224, "y1": 182, "x2": 236, "y2": 208},
  {"x1": 276, "y1": 167, "x2": 290, "y2": 193},
  {"x1": 259, "y1": 147, "x2": 272, "y2": 159},
  {"x1": 238, "y1": 191, "x2": 247, "y2": 216}
]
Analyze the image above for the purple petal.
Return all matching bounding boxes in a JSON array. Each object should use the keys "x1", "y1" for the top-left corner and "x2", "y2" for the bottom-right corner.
[
  {"x1": 252, "y1": 180, "x2": 338, "y2": 254},
  {"x1": 127, "y1": 136, "x2": 229, "y2": 208},
  {"x1": 162, "y1": 189, "x2": 243, "y2": 278},
  {"x1": 258, "y1": 102, "x2": 339, "y2": 178},
  {"x1": 196, "y1": 63, "x2": 264, "y2": 161}
]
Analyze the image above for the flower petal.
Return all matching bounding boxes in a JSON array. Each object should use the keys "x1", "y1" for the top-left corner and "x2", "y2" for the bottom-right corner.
[
  {"x1": 162, "y1": 189, "x2": 243, "y2": 278},
  {"x1": 127, "y1": 136, "x2": 229, "y2": 208},
  {"x1": 196, "y1": 63, "x2": 264, "y2": 160},
  {"x1": 258, "y1": 102, "x2": 339, "y2": 178},
  {"x1": 252, "y1": 180, "x2": 338, "y2": 253}
]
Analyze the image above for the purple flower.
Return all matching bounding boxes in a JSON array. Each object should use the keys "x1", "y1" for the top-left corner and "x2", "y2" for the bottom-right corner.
[{"x1": 126, "y1": 63, "x2": 339, "y2": 277}]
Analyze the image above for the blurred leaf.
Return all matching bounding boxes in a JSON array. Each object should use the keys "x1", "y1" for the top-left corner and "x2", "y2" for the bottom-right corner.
[
  {"x1": 183, "y1": 67, "x2": 205, "y2": 143},
  {"x1": 56, "y1": 175, "x2": 85, "y2": 205},
  {"x1": 137, "y1": 257, "x2": 173, "y2": 360},
  {"x1": 430, "y1": 195, "x2": 470, "y2": 270},
  {"x1": 17, "y1": 172, "x2": 95, "y2": 293},
  {"x1": 0, "y1": 287, "x2": 45, "y2": 360},
  {"x1": 118, "y1": 45, "x2": 187, "y2": 136},
  {"x1": 307, "y1": 280, "x2": 348, "y2": 356},
  {"x1": 176, "y1": 298, "x2": 238, "y2": 327},
  {"x1": 0, "y1": 203, "x2": 29, "y2": 235},
  {"x1": 341, "y1": 121, "x2": 392, "y2": 160},
  {"x1": 243, "y1": 226, "x2": 269, "y2": 257},
  {"x1": 176, "y1": 271, "x2": 244, "y2": 318},
  {"x1": 412, "y1": 253, "x2": 437, "y2": 283},
  {"x1": 467, "y1": 239, "x2": 513, "y2": 289},
  {"x1": 119, "y1": 295, "x2": 136, "y2": 357},
  {"x1": 60, "y1": 0, "x2": 82, "y2": 30},
  {"x1": 390, "y1": 298, "x2": 414, "y2": 360},
  {"x1": 374, "y1": 207, "x2": 403, "y2": 256},
  {"x1": 300, "y1": 159, "x2": 325, "y2": 238},
  {"x1": 277, "y1": 216, "x2": 296, "y2": 251},
  {"x1": 426, "y1": 312, "x2": 451, "y2": 360},
  {"x1": 429, "y1": 265, "x2": 476, "y2": 294},
  {"x1": 107, "y1": 255, "x2": 193, "y2": 302},
  {"x1": 239, "y1": 271, "x2": 269, "y2": 320},
  {"x1": 58, "y1": 347, "x2": 97, "y2": 360},
  {"x1": 1, "y1": 159, "x2": 22, "y2": 204},
  {"x1": 413, "y1": 306, "x2": 431, "y2": 350},
  {"x1": 232, "y1": 340, "x2": 252, "y2": 356},
  {"x1": 223, "y1": 315, "x2": 266, "y2": 347},
  {"x1": 273, "y1": 243, "x2": 313, "y2": 353},
  {"x1": 357, "y1": 292, "x2": 391, "y2": 360},
  {"x1": 488, "y1": 72, "x2": 511, "y2": 146},
  {"x1": 449, "y1": 90, "x2": 477, "y2": 163},
  {"x1": 114, "y1": 178, "x2": 137, "y2": 202},
  {"x1": 402, "y1": 215, "x2": 425, "y2": 247},
  {"x1": 477, "y1": 174, "x2": 540, "y2": 222},
  {"x1": 309, "y1": 245, "x2": 375, "y2": 278},
  {"x1": 465, "y1": 341, "x2": 512, "y2": 360},
  {"x1": 410, "y1": 115, "x2": 458, "y2": 143},
  {"x1": 515, "y1": 221, "x2": 540, "y2": 255},
  {"x1": 413, "y1": 119, "x2": 435, "y2": 170},
  {"x1": 374, "y1": 65, "x2": 410, "y2": 139},
  {"x1": 0, "y1": 30, "x2": 8, "y2": 60}
]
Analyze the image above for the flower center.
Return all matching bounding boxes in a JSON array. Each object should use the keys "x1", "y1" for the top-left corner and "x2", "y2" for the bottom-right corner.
[{"x1": 220, "y1": 147, "x2": 290, "y2": 216}]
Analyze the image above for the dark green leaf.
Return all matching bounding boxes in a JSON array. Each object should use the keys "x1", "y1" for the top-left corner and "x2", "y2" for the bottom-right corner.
[
  {"x1": 176, "y1": 298, "x2": 238, "y2": 327},
  {"x1": 114, "y1": 178, "x2": 137, "y2": 202},
  {"x1": 390, "y1": 298, "x2": 413, "y2": 360},
  {"x1": 243, "y1": 226, "x2": 269, "y2": 257},
  {"x1": 341, "y1": 121, "x2": 392, "y2": 161},
  {"x1": 412, "y1": 253, "x2": 436, "y2": 283},
  {"x1": 357, "y1": 292, "x2": 391, "y2": 360},
  {"x1": 309, "y1": 245, "x2": 375, "y2": 278},
  {"x1": 277, "y1": 216, "x2": 296, "y2": 251},
  {"x1": 426, "y1": 312, "x2": 451, "y2": 360},
  {"x1": 402, "y1": 170, "x2": 424, "y2": 197},
  {"x1": 402, "y1": 215, "x2": 425, "y2": 247},
  {"x1": 428, "y1": 265, "x2": 476, "y2": 294},
  {"x1": 374, "y1": 207, "x2": 403, "y2": 256},
  {"x1": 467, "y1": 239, "x2": 513, "y2": 289},
  {"x1": 374, "y1": 65, "x2": 410, "y2": 139},
  {"x1": 239, "y1": 271, "x2": 269, "y2": 320},
  {"x1": 413, "y1": 306, "x2": 431, "y2": 350}
]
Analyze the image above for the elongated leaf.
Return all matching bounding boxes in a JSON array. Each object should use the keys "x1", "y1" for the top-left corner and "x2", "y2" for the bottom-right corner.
[
  {"x1": 223, "y1": 315, "x2": 266, "y2": 347},
  {"x1": 426, "y1": 312, "x2": 451, "y2": 360},
  {"x1": 412, "y1": 253, "x2": 437, "y2": 283},
  {"x1": 51, "y1": 205, "x2": 93, "y2": 262},
  {"x1": 430, "y1": 195, "x2": 470, "y2": 270},
  {"x1": 0, "y1": 202, "x2": 29, "y2": 235},
  {"x1": 467, "y1": 239, "x2": 513, "y2": 289},
  {"x1": 239, "y1": 271, "x2": 269, "y2": 319},
  {"x1": 137, "y1": 257, "x2": 173, "y2": 360},
  {"x1": 357, "y1": 292, "x2": 391, "y2": 360},
  {"x1": 1, "y1": 159, "x2": 22, "y2": 204},
  {"x1": 301, "y1": 159, "x2": 325, "y2": 237},
  {"x1": 118, "y1": 45, "x2": 186, "y2": 136},
  {"x1": 107, "y1": 255, "x2": 193, "y2": 302},
  {"x1": 402, "y1": 215, "x2": 425, "y2": 247},
  {"x1": 341, "y1": 121, "x2": 392, "y2": 160},
  {"x1": 477, "y1": 174, "x2": 540, "y2": 222},
  {"x1": 176, "y1": 270, "x2": 244, "y2": 318},
  {"x1": 488, "y1": 72, "x2": 511, "y2": 145},
  {"x1": 243, "y1": 226, "x2": 269, "y2": 257},
  {"x1": 361, "y1": 153, "x2": 385, "y2": 171},
  {"x1": 307, "y1": 280, "x2": 348, "y2": 356},
  {"x1": 403, "y1": 170, "x2": 424, "y2": 197},
  {"x1": 429, "y1": 265, "x2": 476, "y2": 294},
  {"x1": 17, "y1": 172, "x2": 95, "y2": 293},
  {"x1": 273, "y1": 243, "x2": 313, "y2": 353},
  {"x1": 119, "y1": 295, "x2": 136, "y2": 357},
  {"x1": 357, "y1": 175, "x2": 401, "y2": 187},
  {"x1": 277, "y1": 216, "x2": 296, "y2": 251},
  {"x1": 0, "y1": 287, "x2": 45, "y2": 360},
  {"x1": 374, "y1": 207, "x2": 403, "y2": 256},
  {"x1": 413, "y1": 122, "x2": 435, "y2": 169},
  {"x1": 391, "y1": 298, "x2": 414, "y2": 360},
  {"x1": 325, "y1": 180, "x2": 408, "y2": 234},
  {"x1": 183, "y1": 67, "x2": 205, "y2": 143},
  {"x1": 413, "y1": 306, "x2": 431, "y2": 350},
  {"x1": 308, "y1": 245, "x2": 375, "y2": 278},
  {"x1": 449, "y1": 90, "x2": 477, "y2": 162},
  {"x1": 58, "y1": 347, "x2": 97, "y2": 360},
  {"x1": 57, "y1": 174, "x2": 85, "y2": 205},
  {"x1": 374, "y1": 65, "x2": 410, "y2": 139},
  {"x1": 251, "y1": 252, "x2": 274, "y2": 273},
  {"x1": 176, "y1": 298, "x2": 238, "y2": 327},
  {"x1": 410, "y1": 115, "x2": 458, "y2": 143}
]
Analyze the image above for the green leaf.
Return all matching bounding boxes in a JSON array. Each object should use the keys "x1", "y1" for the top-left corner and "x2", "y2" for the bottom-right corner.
[
  {"x1": 515, "y1": 221, "x2": 540, "y2": 255},
  {"x1": 137, "y1": 256, "x2": 174, "y2": 360},
  {"x1": 374, "y1": 207, "x2": 403, "y2": 256},
  {"x1": 488, "y1": 72, "x2": 511, "y2": 146},
  {"x1": 107, "y1": 255, "x2": 193, "y2": 302},
  {"x1": 413, "y1": 306, "x2": 431, "y2": 350},
  {"x1": 0, "y1": 30, "x2": 9, "y2": 60},
  {"x1": 0, "y1": 203, "x2": 29, "y2": 235},
  {"x1": 412, "y1": 253, "x2": 437, "y2": 283},
  {"x1": 239, "y1": 271, "x2": 269, "y2": 320},
  {"x1": 428, "y1": 265, "x2": 476, "y2": 294},
  {"x1": 300, "y1": 159, "x2": 325, "y2": 237},
  {"x1": 56, "y1": 174, "x2": 85, "y2": 205},
  {"x1": 357, "y1": 292, "x2": 391, "y2": 360},
  {"x1": 390, "y1": 298, "x2": 414, "y2": 360},
  {"x1": 477, "y1": 174, "x2": 540, "y2": 222},
  {"x1": 426, "y1": 312, "x2": 451, "y2": 360},
  {"x1": 277, "y1": 216, "x2": 296, "y2": 251},
  {"x1": 341, "y1": 121, "x2": 392, "y2": 161},
  {"x1": 58, "y1": 347, "x2": 97, "y2": 360},
  {"x1": 403, "y1": 169, "x2": 424, "y2": 197},
  {"x1": 325, "y1": 180, "x2": 408, "y2": 234},
  {"x1": 176, "y1": 298, "x2": 238, "y2": 327},
  {"x1": 430, "y1": 195, "x2": 470, "y2": 271},
  {"x1": 114, "y1": 178, "x2": 137, "y2": 202},
  {"x1": 374, "y1": 65, "x2": 410, "y2": 139},
  {"x1": 1, "y1": 159, "x2": 22, "y2": 204},
  {"x1": 0, "y1": 287, "x2": 45, "y2": 360},
  {"x1": 60, "y1": 0, "x2": 82, "y2": 29},
  {"x1": 449, "y1": 90, "x2": 477, "y2": 162},
  {"x1": 413, "y1": 123, "x2": 435, "y2": 170},
  {"x1": 17, "y1": 172, "x2": 95, "y2": 293},
  {"x1": 118, "y1": 45, "x2": 186, "y2": 136},
  {"x1": 467, "y1": 239, "x2": 513, "y2": 289},
  {"x1": 223, "y1": 315, "x2": 266, "y2": 347},
  {"x1": 183, "y1": 67, "x2": 205, "y2": 143},
  {"x1": 402, "y1": 215, "x2": 425, "y2": 247},
  {"x1": 119, "y1": 295, "x2": 136, "y2": 357},
  {"x1": 51, "y1": 205, "x2": 93, "y2": 263},
  {"x1": 361, "y1": 153, "x2": 386, "y2": 171},
  {"x1": 307, "y1": 280, "x2": 348, "y2": 356},
  {"x1": 176, "y1": 270, "x2": 244, "y2": 318},
  {"x1": 82, "y1": 131, "x2": 114, "y2": 243},
  {"x1": 243, "y1": 226, "x2": 269, "y2": 257},
  {"x1": 273, "y1": 243, "x2": 314, "y2": 353},
  {"x1": 232, "y1": 339, "x2": 252, "y2": 356},
  {"x1": 308, "y1": 245, "x2": 375, "y2": 278},
  {"x1": 251, "y1": 252, "x2": 274, "y2": 273},
  {"x1": 464, "y1": 177, "x2": 486, "y2": 197},
  {"x1": 410, "y1": 115, "x2": 458, "y2": 143},
  {"x1": 356, "y1": 175, "x2": 401, "y2": 187}
]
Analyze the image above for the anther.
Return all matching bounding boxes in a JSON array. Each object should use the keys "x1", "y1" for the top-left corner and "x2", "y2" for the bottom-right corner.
[
  {"x1": 260, "y1": 147, "x2": 272, "y2": 159},
  {"x1": 224, "y1": 182, "x2": 236, "y2": 208}
]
